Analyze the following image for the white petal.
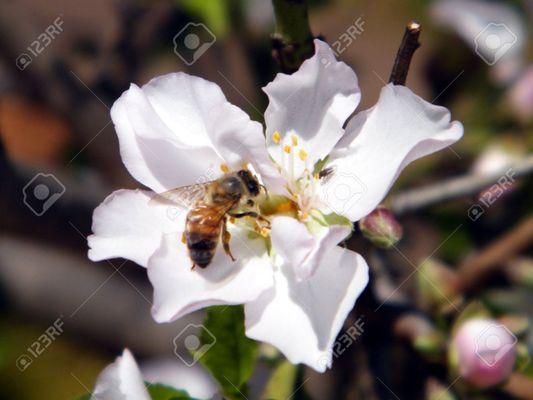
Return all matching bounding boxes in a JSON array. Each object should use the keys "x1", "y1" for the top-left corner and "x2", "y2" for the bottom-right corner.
[
  {"x1": 430, "y1": 0, "x2": 526, "y2": 84},
  {"x1": 111, "y1": 83, "x2": 220, "y2": 193},
  {"x1": 245, "y1": 247, "x2": 369, "y2": 372},
  {"x1": 143, "y1": 73, "x2": 268, "y2": 171},
  {"x1": 325, "y1": 84, "x2": 463, "y2": 221},
  {"x1": 270, "y1": 216, "x2": 351, "y2": 281},
  {"x1": 141, "y1": 358, "x2": 218, "y2": 399},
  {"x1": 111, "y1": 72, "x2": 271, "y2": 193},
  {"x1": 88, "y1": 189, "x2": 182, "y2": 267},
  {"x1": 148, "y1": 231, "x2": 274, "y2": 322},
  {"x1": 91, "y1": 349, "x2": 150, "y2": 400},
  {"x1": 264, "y1": 39, "x2": 360, "y2": 176}
]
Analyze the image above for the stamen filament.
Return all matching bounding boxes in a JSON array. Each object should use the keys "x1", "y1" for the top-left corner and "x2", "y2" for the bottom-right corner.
[{"x1": 291, "y1": 135, "x2": 298, "y2": 146}]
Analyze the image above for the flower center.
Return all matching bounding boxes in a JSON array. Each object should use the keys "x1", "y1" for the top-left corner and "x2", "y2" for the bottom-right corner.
[{"x1": 271, "y1": 131, "x2": 323, "y2": 220}]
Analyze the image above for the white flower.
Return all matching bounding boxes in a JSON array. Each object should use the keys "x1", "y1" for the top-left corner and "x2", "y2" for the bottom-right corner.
[
  {"x1": 89, "y1": 349, "x2": 216, "y2": 399},
  {"x1": 88, "y1": 40, "x2": 462, "y2": 372}
]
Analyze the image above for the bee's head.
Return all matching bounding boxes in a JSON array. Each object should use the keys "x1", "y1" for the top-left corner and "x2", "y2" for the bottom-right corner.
[{"x1": 237, "y1": 169, "x2": 260, "y2": 197}]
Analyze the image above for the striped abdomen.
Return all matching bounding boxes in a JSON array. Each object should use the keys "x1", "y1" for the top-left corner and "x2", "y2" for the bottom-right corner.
[{"x1": 185, "y1": 203, "x2": 230, "y2": 268}]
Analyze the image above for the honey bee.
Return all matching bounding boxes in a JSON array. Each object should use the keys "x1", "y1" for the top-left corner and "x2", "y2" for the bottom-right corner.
[{"x1": 150, "y1": 169, "x2": 267, "y2": 269}]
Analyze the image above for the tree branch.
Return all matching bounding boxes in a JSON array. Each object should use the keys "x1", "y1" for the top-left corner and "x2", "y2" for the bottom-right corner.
[
  {"x1": 389, "y1": 20, "x2": 421, "y2": 85},
  {"x1": 457, "y1": 216, "x2": 533, "y2": 292},
  {"x1": 390, "y1": 154, "x2": 533, "y2": 215},
  {"x1": 271, "y1": 0, "x2": 315, "y2": 73}
]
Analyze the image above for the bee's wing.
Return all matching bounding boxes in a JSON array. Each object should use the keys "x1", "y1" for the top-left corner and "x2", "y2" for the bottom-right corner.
[{"x1": 149, "y1": 182, "x2": 210, "y2": 209}]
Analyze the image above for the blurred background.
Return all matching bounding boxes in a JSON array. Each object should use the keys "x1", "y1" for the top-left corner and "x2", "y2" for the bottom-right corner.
[{"x1": 0, "y1": 0, "x2": 531, "y2": 399}]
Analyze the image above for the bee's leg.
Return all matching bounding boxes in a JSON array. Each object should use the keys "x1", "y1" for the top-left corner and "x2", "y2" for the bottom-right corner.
[
  {"x1": 190, "y1": 263, "x2": 196, "y2": 271},
  {"x1": 222, "y1": 217, "x2": 236, "y2": 262},
  {"x1": 229, "y1": 211, "x2": 271, "y2": 227}
]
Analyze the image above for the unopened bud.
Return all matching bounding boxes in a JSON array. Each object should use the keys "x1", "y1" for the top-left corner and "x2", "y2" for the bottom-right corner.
[
  {"x1": 359, "y1": 207, "x2": 402, "y2": 248},
  {"x1": 450, "y1": 319, "x2": 517, "y2": 388}
]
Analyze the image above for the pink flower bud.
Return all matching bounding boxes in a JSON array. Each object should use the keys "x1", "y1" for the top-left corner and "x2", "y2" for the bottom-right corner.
[
  {"x1": 359, "y1": 206, "x2": 403, "y2": 248},
  {"x1": 451, "y1": 319, "x2": 517, "y2": 388}
]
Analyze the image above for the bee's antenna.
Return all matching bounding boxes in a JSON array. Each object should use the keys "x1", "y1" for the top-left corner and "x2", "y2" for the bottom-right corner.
[{"x1": 260, "y1": 184, "x2": 269, "y2": 198}]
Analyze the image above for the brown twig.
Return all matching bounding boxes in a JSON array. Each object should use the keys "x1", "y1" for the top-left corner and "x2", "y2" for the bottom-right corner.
[
  {"x1": 458, "y1": 216, "x2": 533, "y2": 292},
  {"x1": 389, "y1": 21, "x2": 421, "y2": 85},
  {"x1": 503, "y1": 373, "x2": 533, "y2": 400},
  {"x1": 390, "y1": 155, "x2": 533, "y2": 215}
]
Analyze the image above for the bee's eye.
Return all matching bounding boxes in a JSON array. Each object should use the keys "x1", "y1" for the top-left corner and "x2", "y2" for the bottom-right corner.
[{"x1": 221, "y1": 177, "x2": 243, "y2": 196}]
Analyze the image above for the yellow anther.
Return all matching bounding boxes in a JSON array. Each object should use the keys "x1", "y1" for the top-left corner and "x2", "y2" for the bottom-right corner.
[
  {"x1": 275, "y1": 201, "x2": 296, "y2": 213},
  {"x1": 283, "y1": 145, "x2": 292, "y2": 154},
  {"x1": 299, "y1": 149, "x2": 308, "y2": 161},
  {"x1": 299, "y1": 211, "x2": 309, "y2": 221},
  {"x1": 272, "y1": 131, "x2": 281, "y2": 144},
  {"x1": 291, "y1": 135, "x2": 298, "y2": 146},
  {"x1": 220, "y1": 164, "x2": 230, "y2": 173},
  {"x1": 181, "y1": 233, "x2": 187, "y2": 244},
  {"x1": 229, "y1": 217, "x2": 236, "y2": 224},
  {"x1": 313, "y1": 172, "x2": 320, "y2": 180}
]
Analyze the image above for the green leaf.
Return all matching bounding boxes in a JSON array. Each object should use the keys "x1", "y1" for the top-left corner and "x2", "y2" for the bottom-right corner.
[
  {"x1": 199, "y1": 306, "x2": 258, "y2": 400},
  {"x1": 73, "y1": 383, "x2": 198, "y2": 400},
  {"x1": 147, "y1": 383, "x2": 198, "y2": 400},
  {"x1": 262, "y1": 360, "x2": 297, "y2": 399},
  {"x1": 312, "y1": 156, "x2": 329, "y2": 175},
  {"x1": 306, "y1": 209, "x2": 353, "y2": 235},
  {"x1": 179, "y1": 0, "x2": 230, "y2": 37}
]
